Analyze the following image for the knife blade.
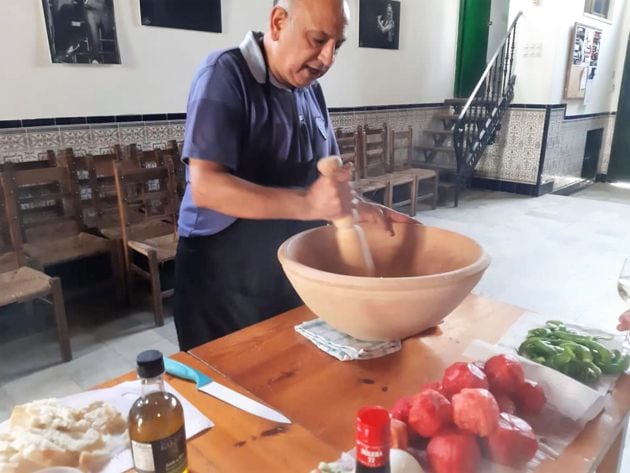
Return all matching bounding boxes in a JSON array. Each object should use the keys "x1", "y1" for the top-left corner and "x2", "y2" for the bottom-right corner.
[{"x1": 164, "y1": 358, "x2": 291, "y2": 424}]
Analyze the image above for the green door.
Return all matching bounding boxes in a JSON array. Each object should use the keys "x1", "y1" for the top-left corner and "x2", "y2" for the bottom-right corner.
[
  {"x1": 454, "y1": 0, "x2": 492, "y2": 98},
  {"x1": 608, "y1": 34, "x2": 630, "y2": 181}
]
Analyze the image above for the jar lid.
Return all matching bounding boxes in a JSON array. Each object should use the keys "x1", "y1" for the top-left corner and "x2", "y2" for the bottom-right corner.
[
  {"x1": 356, "y1": 405, "x2": 391, "y2": 446},
  {"x1": 136, "y1": 350, "x2": 164, "y2": 378}
]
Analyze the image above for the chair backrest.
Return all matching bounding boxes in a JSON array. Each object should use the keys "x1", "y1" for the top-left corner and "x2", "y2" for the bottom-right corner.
[
  {"x1": 0, "y1": 163, "x2": 83, "y2": 245},
  {"x1": 164, "y1": 139, "x2": 186, "y2": 201},
  {"x1": 0, "y1": 151, "x2": 57, "y2": 173},
  {"x1": 113, "y1": 152, "x2": 178, "y2": 247},
  {"x1": 0, "y1": 177, "x2": 26, "y2": 269},
  {"x1": 389, "y1": 127, "x2": 413, "y2": 172},
  {"x1": 60, "y1": 147, "x2": 123, "y2": 230},
  {"x1": 360, "y1": 123, "x2": 389, "y2": 178},
  {"x1": 335, "y1": 127, "x2": 363, "y2": 181}
]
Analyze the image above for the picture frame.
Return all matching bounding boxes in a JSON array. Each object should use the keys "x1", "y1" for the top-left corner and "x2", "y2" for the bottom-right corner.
[
  {"x1": 140, "y1": 0, "x2": 222, "y2": 34},
  {"x1": 358, "y1": 0, "x2": 401, "y2": 50},
  {"x1": 564, "y1": 22, "x2": 602, "y2": 100},
  {"x1": 41, "y1": 0, "x2": 121, "y2": 64}
]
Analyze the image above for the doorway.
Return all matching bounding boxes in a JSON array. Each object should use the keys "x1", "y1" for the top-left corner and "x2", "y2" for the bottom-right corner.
[
  {"x1": 455, "y1": 0, "x2": 509, "y2": 98},
  {"x1": 608, "y1": 34, "x2": 630, "y2": 181},
  {"x1": 581, "y1": 128, "x2": 603, "y2": 179}
]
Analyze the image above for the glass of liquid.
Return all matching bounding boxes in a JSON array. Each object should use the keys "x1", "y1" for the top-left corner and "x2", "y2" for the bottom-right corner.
[{"x1": 617, "y1": 257, "x2": 630, "y2": 354}]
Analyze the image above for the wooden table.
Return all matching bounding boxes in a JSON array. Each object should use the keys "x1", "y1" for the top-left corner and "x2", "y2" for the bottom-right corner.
[
  {"x1": 189, "y1": 293, "x2": 630, "y2": 473},
  {"x1": 102, "y1": 352, "x2": 340, "y2": 472}
]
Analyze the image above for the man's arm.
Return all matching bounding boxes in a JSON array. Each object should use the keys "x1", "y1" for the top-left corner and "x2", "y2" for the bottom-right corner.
[{"x1": 189, "y1": 158, "x2": 353, "y2": 222}]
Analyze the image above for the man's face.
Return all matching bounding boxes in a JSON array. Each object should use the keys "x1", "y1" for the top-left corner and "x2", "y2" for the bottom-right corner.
[{"x1": 272, "y1": 0, "x2": 348, "y2": 88}]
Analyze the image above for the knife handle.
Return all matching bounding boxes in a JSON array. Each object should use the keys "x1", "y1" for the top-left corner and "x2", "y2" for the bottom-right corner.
[{"x1": 164, "y1": 358, "x2": 213, "y2": 387}]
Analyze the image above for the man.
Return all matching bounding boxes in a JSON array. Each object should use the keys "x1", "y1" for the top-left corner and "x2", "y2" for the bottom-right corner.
[
  {"x1": 174, "y1": 0, "x2": 416, "y2": 351},
  {"x1": 84, "y1": 0, "x2": 115, "y2": 64}
]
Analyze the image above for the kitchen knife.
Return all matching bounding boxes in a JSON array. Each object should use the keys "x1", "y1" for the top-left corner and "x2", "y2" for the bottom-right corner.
[{"x1": 164, "y1": 358, "x2": 291, "y2": 424}]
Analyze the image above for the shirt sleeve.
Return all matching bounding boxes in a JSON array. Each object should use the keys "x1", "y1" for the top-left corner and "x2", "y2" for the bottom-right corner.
[{"x1": 182, "y1": 56, "x2": 245, "y2": 171}]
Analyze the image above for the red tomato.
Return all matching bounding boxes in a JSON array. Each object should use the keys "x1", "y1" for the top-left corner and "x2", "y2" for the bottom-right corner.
[
  {"x1": 441, "y1": 362, "x2": 489, "y2": 399},
  {"x1": 390, "y1": 396, "x2": 412, "y2": 423},
  {"x1": 427, "y1": 430, "x2": 482, "y2": 473},
  {"x1": 452, "y1": 388, "x2": 500, "y2": 437},
  {"x1": 408, "y1": 389, "x2": 453, "y2": 437},
  {"x1": 515, "y1": 379, "x2": 546, "y2": 416},
  {"x1": 420, "y1": 380, "x2": 444, "y2": 395},
  {"x1": 390, "y1": 418, "x2": 409, "y2": 450},
  {"x1": 483, "y1": 413, "x2": 538, "y2": 468},
  {"x1": 484, "y1": 354, "x2": 525, "y2": 395},
  {"x1": 494, "y1": 393, "x2": 517, "y2": 415}
]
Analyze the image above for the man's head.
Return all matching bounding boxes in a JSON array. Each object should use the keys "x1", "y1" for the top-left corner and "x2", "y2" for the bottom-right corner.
[{"x1": 265, "y1": 0, "x2": 349, "y2": 88}]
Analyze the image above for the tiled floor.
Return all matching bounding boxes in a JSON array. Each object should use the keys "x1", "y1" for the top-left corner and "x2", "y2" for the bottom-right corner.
[{"x1": 1, "y1": 182, "x2": 629, "y2": 467}]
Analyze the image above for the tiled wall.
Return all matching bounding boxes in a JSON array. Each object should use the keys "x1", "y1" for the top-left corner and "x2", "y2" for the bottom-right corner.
[
  {"x1": 0, "y1": 104, "x2": 616, "y2": 196},
  {"x1": 0, "y1": 121, "x2": 185, "y2": 163},
  {"x1": 475, "y1": 108, "x2": 546, "y2": 185},
  {"x1": 474, "y1": 106, "x2": 615, "y2": 191},
  {"x1": 329, "y1": 106, "x2": 442, "y2": 149}
]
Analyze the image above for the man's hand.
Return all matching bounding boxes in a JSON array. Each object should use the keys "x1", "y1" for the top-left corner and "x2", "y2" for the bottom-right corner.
[
  {"x1": 305, "y1": 163, "x2": 354, "y2": 221},
  {"x1": 617, "y1": 310, "x2": 630, "y2": 331},
  {"x1": 355, "y1": 201, "x2": 420, "y2": 236}
]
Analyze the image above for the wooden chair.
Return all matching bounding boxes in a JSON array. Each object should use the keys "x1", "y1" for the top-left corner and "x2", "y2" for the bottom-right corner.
[
  {"x1": 335, "y1": 127, "x2": 390, "y2": 206},
  {"x1": 361, "y1": 123, "x2": 416, "y2": 215},
  {"x1": 165, "y1": 140, "x2": 186, "y2": 203},
  {"x1": 59, "y1": 147, "x2": 123, "y2": 232},
  {"x1": 0, "y1": 161, "x2": 125, "y2": 300},
  {"x1": 389, "y1": 127, "x2": 439, "y2": 213},
  {"x1": 0, "y1": 173, "x2": 71, "y2": 362},
  {"x1": 113, "y1": 154, "x2": 178, "y2": 326}
]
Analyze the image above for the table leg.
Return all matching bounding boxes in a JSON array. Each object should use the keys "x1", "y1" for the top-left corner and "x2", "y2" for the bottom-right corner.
[{"x1": 596, "y1": 417, "x2": 629, "y2": 473}]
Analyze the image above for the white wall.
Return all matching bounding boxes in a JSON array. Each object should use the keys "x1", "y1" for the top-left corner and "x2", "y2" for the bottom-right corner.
[
  {"x1": 0, "y1": 0, "x2": 460, "y2": 120},
  {"x1": 508, "y1": 0, "x2": 627, "y2": 114},
  {"x1": 487, "y1": 0, "x2": 510, "y2": 63}
]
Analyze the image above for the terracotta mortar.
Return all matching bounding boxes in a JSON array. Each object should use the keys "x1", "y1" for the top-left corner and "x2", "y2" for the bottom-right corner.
[{"x1": 277, "y1": 223, "x2": 490, "y2": 341}]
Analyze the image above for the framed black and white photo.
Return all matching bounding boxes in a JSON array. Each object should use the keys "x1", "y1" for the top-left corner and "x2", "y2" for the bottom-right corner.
[
  {"x1": 359, "y1": 0, "x2": 400, "y2": 50},
  {"x1": 140, "y1": 0, "x2": 222, "y2": 34},
  {"x1": 42, "y1": 0, "x2": 121, "y2": 64}
]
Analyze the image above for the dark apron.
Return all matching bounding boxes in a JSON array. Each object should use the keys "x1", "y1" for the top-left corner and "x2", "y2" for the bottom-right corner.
[{"x1": 174, "y1": 214, "x2": 322, "y2": 351}]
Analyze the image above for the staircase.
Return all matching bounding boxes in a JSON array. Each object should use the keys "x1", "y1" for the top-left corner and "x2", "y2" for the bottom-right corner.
[{"x1": 414, "y1": 12, "x2": 523, "y2": 206}]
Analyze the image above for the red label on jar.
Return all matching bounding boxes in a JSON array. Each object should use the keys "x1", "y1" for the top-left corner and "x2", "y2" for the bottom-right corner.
[{"x1": 356, "y1": 439, "x2": 388, "y2": 467}]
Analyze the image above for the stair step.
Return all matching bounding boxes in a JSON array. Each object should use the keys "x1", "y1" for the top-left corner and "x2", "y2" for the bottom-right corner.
[
  {"x1": 416, "y1": 145, "x2": 455, "y2": 154},
  {"x1": 434, "y1": 112, "x2": 460, "y2": 121},
  {"x1": 423, "y1": 129, "x2": 454, "y2": 136},
  {"x1": 413, "y1": 162, "x2": 457, "y2": 173}
]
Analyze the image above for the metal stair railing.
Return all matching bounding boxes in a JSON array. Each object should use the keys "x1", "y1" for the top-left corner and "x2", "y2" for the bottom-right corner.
[{"x1": 452, "y1": 11, "x2": 523, "y2": 206}]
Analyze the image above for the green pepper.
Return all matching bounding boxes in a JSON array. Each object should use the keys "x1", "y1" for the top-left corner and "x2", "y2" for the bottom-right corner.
[
  {"x1": 518, "y1": 338, "x2": 562, "y2": 359},
  {"x1": 548, "y1": 348, "x2": 576, "y2": 371},
  {"x1": 528, "y1": 327, "x2": 552, "y2": 338},
  {"x1": 600, "y1": 350, "x2": 630, "y2": 374},
  {"x1": 559, "y1": 341, "x2": 593, "y2": 363}
]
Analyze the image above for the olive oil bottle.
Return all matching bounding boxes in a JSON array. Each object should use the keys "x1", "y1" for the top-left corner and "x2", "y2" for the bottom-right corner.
[{"x1": 129, "y1": 350, "x2": 188, "y2": 473}]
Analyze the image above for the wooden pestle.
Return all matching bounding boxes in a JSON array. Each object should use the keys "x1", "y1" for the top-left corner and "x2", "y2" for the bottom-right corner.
[{"x1": 316, "y1": 156, "x2": 376, "y2": 277}]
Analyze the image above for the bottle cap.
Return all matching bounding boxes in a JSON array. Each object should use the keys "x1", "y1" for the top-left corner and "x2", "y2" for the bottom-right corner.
[
  {"x1": 136, "y1": 350, "x2": 165, "y2": 378},
  {"x1": 356, "y1": 405, "x2": 391, "y2": 446}
]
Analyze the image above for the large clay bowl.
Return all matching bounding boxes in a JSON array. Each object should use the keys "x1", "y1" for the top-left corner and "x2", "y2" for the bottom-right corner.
[{"x1": 277, "y1": 223, "x2": 490, "y2": 341}]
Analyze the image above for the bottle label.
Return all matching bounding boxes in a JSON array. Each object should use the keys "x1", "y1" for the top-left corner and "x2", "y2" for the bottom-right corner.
[
  {"x1": 131, "y1": 426, "x2": 187, "y2": 473},
  {"x1": 356, "y1": 439, "x2": 388, "y2": 468}
]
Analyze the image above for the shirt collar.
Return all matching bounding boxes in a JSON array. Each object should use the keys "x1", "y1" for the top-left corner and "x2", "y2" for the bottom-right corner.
[{"x1": 239, "y1": 31, "x2": 291, "y2": 91}]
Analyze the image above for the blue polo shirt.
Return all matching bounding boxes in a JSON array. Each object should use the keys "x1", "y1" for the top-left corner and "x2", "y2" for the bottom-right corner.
[{"x1": 178, "y1": 31, "x2": 339, "y2": 237}]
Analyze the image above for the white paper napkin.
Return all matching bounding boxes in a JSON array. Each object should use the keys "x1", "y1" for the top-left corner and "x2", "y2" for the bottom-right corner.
[{"x1": 463, "y1": 339, "x2": 606, "y2": 470}]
